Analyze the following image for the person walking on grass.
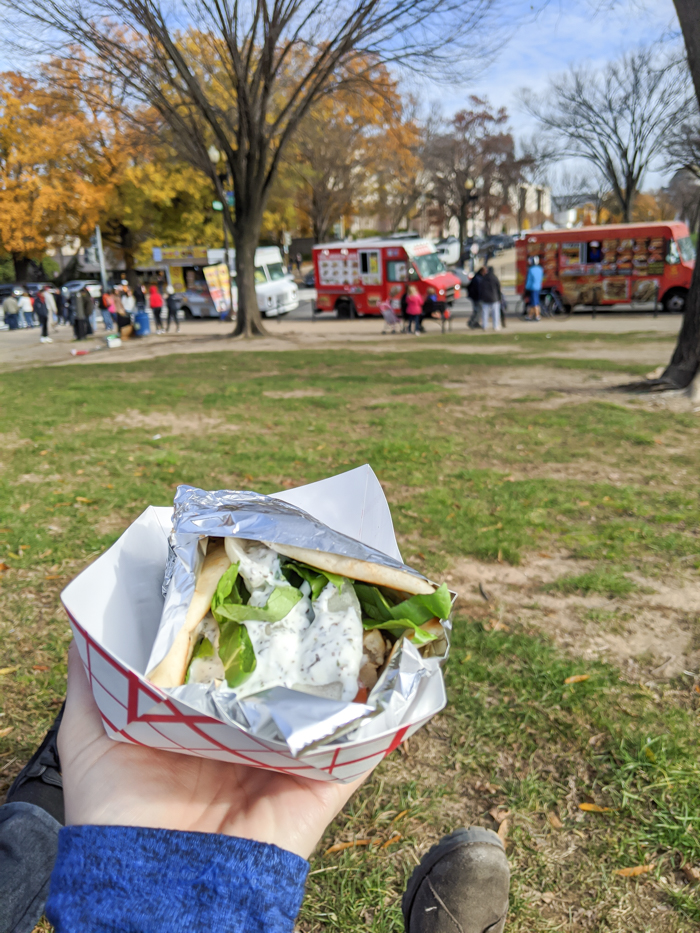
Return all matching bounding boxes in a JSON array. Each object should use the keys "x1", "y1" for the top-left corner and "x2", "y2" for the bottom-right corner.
[
  {"x1": 467, "y1": 272, "x2": 482, "y2": 329},
  {"x1": 149, "y1": 282, "x2": 164, "y2": 333},
  {"x1": 525, "y1": 256, "x2": 543, "y2": 322},
  {"x1": 477, "y1": 265, "x2": 502, "y2": 332}
]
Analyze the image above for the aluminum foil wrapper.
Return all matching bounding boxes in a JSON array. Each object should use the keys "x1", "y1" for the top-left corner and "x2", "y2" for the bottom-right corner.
[{"x1": 146, "y1": 484, "x2": 452, "y2": 757}]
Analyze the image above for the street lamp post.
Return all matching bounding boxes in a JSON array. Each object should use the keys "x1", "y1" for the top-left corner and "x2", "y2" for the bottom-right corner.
[
  {"x1": 464, "y1": 177, "x2": 479, "y2": 272},
  {"x1": 209, "y1": 145, "x2": 235, "y2": 319}
]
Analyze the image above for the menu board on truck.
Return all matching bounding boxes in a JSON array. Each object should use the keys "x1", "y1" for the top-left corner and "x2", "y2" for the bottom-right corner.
[
  {"x1": 632, "y1": 238, "x2": 649, "y2": 275},
  {"x1": 543, "y1": 242, "x2": 558, "y2": 279},
  {"x1": 318, "y1": 256, "x2": 359, "y2": 286},
  {"x1": 647, "y1": 238, "x2": 665, "y2": 275},
  {"x1": 617, "y1": 239, "x2": 633, "y2": 273},
  {"x1": 602, "y1": 277, "x2": 628, "y2": 302},
  {"x1": 560, "y1": 242, "x2": 584, "y2": 276},
  {"x1": 602, "y1": 239, "x2": 618, "y2": 274}
]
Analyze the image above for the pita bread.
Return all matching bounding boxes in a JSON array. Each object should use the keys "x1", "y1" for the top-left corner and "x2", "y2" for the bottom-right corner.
[
  {"x1": 268, "y1": 542, "x2": 435, "y2": 596},
  {"x1": 147, "y1": 543, "x2": 230, "y2": 688}
]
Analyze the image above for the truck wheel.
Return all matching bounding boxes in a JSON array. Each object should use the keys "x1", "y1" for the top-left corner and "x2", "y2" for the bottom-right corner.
[
  {"x1": 335, "y1": 299, "x2": 356, "y2": 319},
  {"x1": 662, "y1": 288, "x2": 687, "y2": 313}
]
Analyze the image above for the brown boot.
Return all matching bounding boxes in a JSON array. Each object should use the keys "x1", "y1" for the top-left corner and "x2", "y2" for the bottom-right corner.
[{"x1": 402, "y1": 828, "x2": 510, "y2": 932}]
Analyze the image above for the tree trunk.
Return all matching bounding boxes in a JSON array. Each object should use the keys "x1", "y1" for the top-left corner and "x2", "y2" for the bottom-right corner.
[
  {"x1": 120, "y1": 227, "x2": 138, "y2": 289},
  {"x1": 12, "y1": 253, "x2": 31, "y2": 282},
  {"x1": 458, "y1": 205, "x2": 467, "y2": 260},
  {"x1": 660, "y1": 0, "x2": 700, "y2": 387},
  {"x1": 231, "y1": 216, "x2": 268, "y2": 337}
]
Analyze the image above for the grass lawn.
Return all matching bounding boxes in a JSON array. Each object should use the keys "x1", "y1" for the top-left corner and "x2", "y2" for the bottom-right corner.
[{"x1": 0, "y1": 337, "x2": 698, "y2": 931}]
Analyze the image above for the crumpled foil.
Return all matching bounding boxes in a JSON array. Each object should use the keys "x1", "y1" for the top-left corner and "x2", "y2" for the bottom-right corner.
[{"x1": 146, "y1": 485, "x2": 452, "y2": 756}]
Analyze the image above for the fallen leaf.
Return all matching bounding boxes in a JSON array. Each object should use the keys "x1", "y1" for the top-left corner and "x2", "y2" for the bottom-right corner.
[
  {"x1": 579, "y1": 803, "x2": 614, "y2": 813},
  {"x1": 460, "y1": 652, "x2": 472, "y2": 665},
  {"x1": 694, "y1": 685, "x2": 700, "y2": 695},
  {"x1": 653, "y1": 437, "x2": 664, "y2": 445},
  {"x1": 497, "y1": 818, "x2": 510, "y2": 842},
  {"x1": 615, "y1": 864, "x2": 653, "y2": 877},
  {"x1": 564, "y1": 674, "x2": 590, "y2": 684},
  {"x1": 77, "y1": 469, "x2": 84, "y2": 475},
  {"x1": 75, "y1": 497, "x2": 92, "y2": 503},
  {"x1": 45, "y1": 574, "x2": 61, "y2": 580},
  {"x1": 325, "y1": 839, "x2": 371, "y2": 855},
  {"x1": 490, "y1": 807, "x2": 511, "y2": 825},
  {"x1": 0, "y1": 666, "x2": 19, "y2": 676},
  {"x1": 102, "y1": 483, "x2": 114, "y2": 489},
  {"x1": 588, "y1": 732, "x2": 607, "y2": 747},
  {"x1": 682, "y1": 864, "x2": 700, "y2": 884},
  {"x1": 547, "y1": 813, "x2": 564, "y2": 829},
  {"x1": 19, "y1": 503, "x2": 30, "y2": 513},
  {"x1": 541, "y1": 892, "x2": 556, "y2": 904},
  {"x1": 381, "y1": 833, "x2": 402, "y2": 849},
  {"x1": 40, "y1": 450, "x2": 48, "y2": 455},
  {"x1": 478, "y1": 582, "x2": 492, "y2": 602},
  {"x1": 392, "y1": 810, "x2": 409, "y2": 823},
  {"x1": 0, "y1": 726, "x2": 13, "y2": 738},
  {"x1": 478, "y1": 522, "x2": 503, "y2": 533},
  {"x1": 32, "y1": 665, "x2": 49, "y2": 672},
  {"x1": 0, "y1": 562, "x2": 8, "y2": 572},
  {"x1": 578, "y1": 500, "x2": 590, "y2": 506}
]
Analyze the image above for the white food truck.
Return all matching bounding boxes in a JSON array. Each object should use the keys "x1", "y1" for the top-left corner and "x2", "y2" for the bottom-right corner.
[{"x1": 151, "y1": 245, "x2": 299, "y2": 318}]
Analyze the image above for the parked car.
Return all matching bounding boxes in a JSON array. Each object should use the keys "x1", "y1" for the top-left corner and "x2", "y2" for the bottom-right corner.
[
  {"x1": 62, "y1": 279, "x2": 102, "y2": 300},
  {"x1": 436, "y1": 236, "x2": 461, "y2": 266},
  {"x1": 303, "y1": 269, "x2": 315, "y2": 288}
]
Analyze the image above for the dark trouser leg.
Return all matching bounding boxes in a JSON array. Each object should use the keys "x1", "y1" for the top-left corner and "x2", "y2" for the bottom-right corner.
[
  {"x1": 40, "y1": 316, "x2": 48, "y2": 338},
  {"x1": 0, "y1": 802, "x2": 60, "y2": 933},
  {"x1": 153, "y1": 309, "x2": 162, "y2": 330}
]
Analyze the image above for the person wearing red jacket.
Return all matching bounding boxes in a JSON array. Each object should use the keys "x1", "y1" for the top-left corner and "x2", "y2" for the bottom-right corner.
[
  {"x1": 149, "y1": 283, "x2": 164, "y2": 333},
  {"x1": 405, "y1": 285, "x2": 423, "y2": 335}
]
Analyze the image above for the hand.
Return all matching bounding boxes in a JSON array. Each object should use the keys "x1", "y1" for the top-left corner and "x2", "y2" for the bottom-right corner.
[{"x1": 58, "y1": 642, "x2": 368, "y2": 859}]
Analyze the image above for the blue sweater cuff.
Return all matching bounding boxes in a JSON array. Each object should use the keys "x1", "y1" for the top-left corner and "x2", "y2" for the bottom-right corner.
[{"x1": 46, "y1": 825, "x2": 309, "y2": 933}]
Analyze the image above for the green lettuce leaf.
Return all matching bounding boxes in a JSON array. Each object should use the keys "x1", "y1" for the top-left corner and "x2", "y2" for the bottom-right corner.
[
  {"x1": 362, "y1": 616, "x2": 440, "y2": 646},
  {"x1": 214, "y1": 584, "x2": 303, "y2": 623},
  {"x1": 218, "y1": 620, "x2": 256, "y2": 688},
  {"x1": 355, "y1": 582, "x2": 452, "y2": 626},
  {"x1": 211, "y1": 561, "x2": 246, "y2": 621},
  {"x1": 282, "y1": 558, "x2": 345, "y2": 601}
]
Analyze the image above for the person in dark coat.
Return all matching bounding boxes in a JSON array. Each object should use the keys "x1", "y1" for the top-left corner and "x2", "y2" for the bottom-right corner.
[
  {"x1": 476, "y1": 266, "x2": 502, "y2": 331},
  {"x1": 466, "y1": 273, "x2": 482, "y2": 329}
]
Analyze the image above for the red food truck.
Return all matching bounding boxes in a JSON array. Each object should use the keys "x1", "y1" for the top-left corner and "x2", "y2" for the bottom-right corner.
[
  {"x1": 312, "y1": 237, "x2": 461, "y2": 317},
  {"x1": 516, "y1": 222, "x2": 695, "y2": 313}
]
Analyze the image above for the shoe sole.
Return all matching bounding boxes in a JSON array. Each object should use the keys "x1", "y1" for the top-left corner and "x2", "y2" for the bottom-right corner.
[{"x1": 402, "y1": 827, "x2": 505, "y2": 929}]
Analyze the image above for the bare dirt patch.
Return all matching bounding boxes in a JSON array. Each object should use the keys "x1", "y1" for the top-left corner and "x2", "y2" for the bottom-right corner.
[
  {"x1": 448, "y1": 554, "x2": 700, "y2": 680},
  {"x1": 262, "y1": 389, "x2": 325, "y2": 399},
  {"x1": 112, "y1": 409, "x2": 239, "y2": 435},
  {"x1": 92, "y1": 513, "x2": 132, "y2": 537}
]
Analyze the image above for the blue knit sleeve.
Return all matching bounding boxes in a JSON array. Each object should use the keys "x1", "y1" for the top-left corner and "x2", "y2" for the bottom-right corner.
[{"x1": 46, "y1": 825, "x2": 309, "y2": 933}]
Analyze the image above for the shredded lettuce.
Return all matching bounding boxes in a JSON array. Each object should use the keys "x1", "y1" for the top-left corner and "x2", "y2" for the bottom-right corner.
[{"x1": 211, "y1": 562, "x2": 247, "y2": 620}]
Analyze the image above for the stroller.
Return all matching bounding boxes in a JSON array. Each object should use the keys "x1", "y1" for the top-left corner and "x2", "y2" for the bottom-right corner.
[{"x1": 379, "y1": 299, "x2": 400, "y2": 334}]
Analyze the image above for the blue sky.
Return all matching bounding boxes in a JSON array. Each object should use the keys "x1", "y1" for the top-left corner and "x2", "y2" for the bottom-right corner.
[{"x1": 416, "y1": 0, "x2": 683, "y2": 189}]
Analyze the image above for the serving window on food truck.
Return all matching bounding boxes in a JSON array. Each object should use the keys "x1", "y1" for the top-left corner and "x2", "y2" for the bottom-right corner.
[{"x1": 516, "y1": 223, "x2": 695, "y2": 313}]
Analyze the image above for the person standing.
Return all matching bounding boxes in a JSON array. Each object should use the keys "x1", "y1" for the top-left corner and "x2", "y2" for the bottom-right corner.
[
  {"x1": 84, "y1": 288, "x2": 96, "y2": 334},
  {"x1": 295, "y1": 252, "x2": 302, "y2": 273},
  {"x1": 19, "y1": 290, "x2": 34, "y2": 328},
  {"x1": 43, "y1": 286, "x2": 58, "y2": 332},
  {"x1": 33, "y1": 288, "x2": 52, "y2": 343},
  {"x1": 149, "y1": 283, "x2": 164, "y2": 333},
  {"x1": 466, "y1": 272, "x2": 482, "y2": 329},
  {"x1": 478, "y1": 265, "x2": 503, "y2": 332},
  {"x1": 134, "y1": 282, "x2": 146, "y2": 313},
  {"x1": 405, "y1": 285, "x2": 423, "y2": 334},
  {"x1": 525, "y1": 256, "x2": 543, "y2": 321},
  {"x1": 2, "y1": 293, "x2": 19, "y2": 330},
  {"x1": 73, "y1": 289, "x2": 87, "y2": 340},
  {"x1": 165, "y1": 286, "x2": 180, "y2": 333},
  {"x1": 99, "y1": 289, "x2": 114, "y2": 331}
]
